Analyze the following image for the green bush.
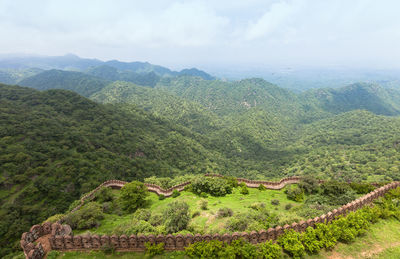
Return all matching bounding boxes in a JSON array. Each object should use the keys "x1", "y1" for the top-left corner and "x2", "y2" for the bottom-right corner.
[
  {"x1": 185, "y1": 240, "x2": 224, "y2": 258},
  {"x1": 320, "y1": 181, "x2": 356, "y2": 206},
  {"x1": 64, "y1": 202, "x2": 104, "y2": 229},
  {"x1": 271, "y1": 199, "x2": 280, "y2": 206},
  {"x1": 149, "y1": 213, "x2": 163, "y2": 226},
  {"x1": 186, "y1": 239, "x2": 281, "y2": 259},
  {"x1": 258, "y1": 241, "x2": 281, "y2": 259},
  {"x1": 216, "y1": 207, "x2": 233, "y2": 218},
  {"x1": 163, "y1": 201, "x2": 190, "y2": 233},
  {"x1": 133, "y1": 208, "x2": 151, "y2": 221},
  {"x1": 349, "y1": 182, "x2": 375, "y2": 194},
  {"x1": 94, "y1": 186, "x2": 114, "y2": 203},
  {"x1": 241, "y1": 185, "x2": 249, "y2": 195},
  {"x1": 225, "y1": 176, "x2": 238, "y2": 188},
  {"x1": 119, "y1": 181, "x2": 149, "y2": 213},
  {"x1": 301, "y1": 227, "x2": 322, "y2": 254},
  {"x1": 299, "y1": 176, "x2": 319, "y2": 194},
  {"x1": 277, "y1": 230, "x2": 305, "y2": 259},
  {"x1": 114, "y1": 219, "x2": 155, "y2": 235},
  {"x1": 258, "y1": 184, "x2": 266, "y2": 191},
  {"x1": 285, "y1": 186, "x2": 304, "y2": 202},
  {"x1": 314, "y1": 223, "x2": 337, "y2": 250},
  {"x1": 285, "y1": 204, "x2": 293, "y2": 210},
  {"x1": 192, "y1": 211, "x2": 201, "y2": 218},
  {"x1": 250, "y1": 202, "x2": 266, "y2": 210},
  {"x1": 172, "y1": 189, "x2": 181, "y2": 198},
  {"x1": 191, "y1": 177, "x2": 233, "y2": 197},
  {"x1": 145, "y1": 242, "x2": 164, "y2": 256},
  {"x1": 222, "y1": 239, "x2": 259, "y2": 258},
  {"x1": 158, "y1": 194, "x2": 166, "y2": 200},
  {"x1": 200, "y1": 199, "x2": 208, "y2": 210},
  {"x1": 226, "y1": 214, "x2": 251, "y2": 232}
]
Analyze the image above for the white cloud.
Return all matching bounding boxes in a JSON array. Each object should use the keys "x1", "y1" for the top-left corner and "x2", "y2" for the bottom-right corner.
[{"x1": 0, "y1": 0, "x2": 400, "y2": 69}]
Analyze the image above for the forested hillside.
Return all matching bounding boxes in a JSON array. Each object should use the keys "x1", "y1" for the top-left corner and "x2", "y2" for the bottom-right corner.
[
  {"x1": 18, "y1": 69, "x2": 111, "y2": 97},
  {"x1": 302, "y1": 83, "x2": 400, "y2": 116},
  {"x1": 2, "y1": 58, "x2": 400, "y2": 258},
  {"x1": 0, "y1": 84, "x2": 230, "y2": 257}
]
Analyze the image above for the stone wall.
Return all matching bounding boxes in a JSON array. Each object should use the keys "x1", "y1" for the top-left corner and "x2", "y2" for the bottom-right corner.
[
  {"x1": 20, "y1": 222, "x2": 72, "y2": 259},
  {"x1": 70, "y1": 174, "x2": 302, "y2": 212},
  {"x1": 22, "y1": 181, "x2": 400, "y2": 258}
]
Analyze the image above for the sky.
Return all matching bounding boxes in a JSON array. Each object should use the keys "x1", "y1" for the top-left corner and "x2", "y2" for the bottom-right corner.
[{"x1": 1, "y1": 0, "x2": 400, "y2": 71}]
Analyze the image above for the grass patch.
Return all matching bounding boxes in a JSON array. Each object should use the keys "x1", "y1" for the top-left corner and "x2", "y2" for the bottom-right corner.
[
  {"x1": 79, "y1": 186, "x2": 303, "y2": 235},
  {"x1": 306, "y1": 219, "x2": 400, "y2": 259}
]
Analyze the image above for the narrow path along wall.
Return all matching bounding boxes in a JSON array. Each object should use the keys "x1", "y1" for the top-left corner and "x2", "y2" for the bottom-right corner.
[{"x1": 20, "y1": 176, "x2": 400, "y2": 259}]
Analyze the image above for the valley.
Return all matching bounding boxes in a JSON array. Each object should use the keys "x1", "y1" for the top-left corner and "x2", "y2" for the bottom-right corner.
[{"x1": 1, "y1": 55, "x2": 400, "y2": 258}]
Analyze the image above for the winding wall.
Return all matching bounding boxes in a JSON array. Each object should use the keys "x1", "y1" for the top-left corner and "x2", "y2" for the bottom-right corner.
[{"x1": 21, "y1": 177, "x2": 399, "y2": 259}]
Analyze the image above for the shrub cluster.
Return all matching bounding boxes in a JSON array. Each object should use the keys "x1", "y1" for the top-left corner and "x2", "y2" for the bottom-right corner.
[
  {"x1": 199, "y1": 199, "x2": 208, "y2": 210},
  {"x1": 285, "y1": 186, "x2": 304, "y2": 202},
  {"x1": 163, "y1": 201, "x2": 190, "y2": 233},
  {"x1": 145, "y1": 242, "x2": 165, "y2": 256},
  {"x1": 217, "y1": 207, "x2": 234, "y2": 218},
  {"x1": 118, "y1": 181, "x2": 148, "y2": 213},
  {"x1": 64, "y1": 202, "x2": 104, "y2": 229},
  {"x1": 185, "y1": 239, "x2": 281, "y2": 259},
  {"x1": 277, "y1": 187, "x2": 400, "y2": 257},
  {"x1": 191, "y1": 177, "x2": 233, "y2": 197}
]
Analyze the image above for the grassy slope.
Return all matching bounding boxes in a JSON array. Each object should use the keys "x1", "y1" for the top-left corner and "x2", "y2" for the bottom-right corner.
[
  {"x1": 76, "y1": 187, "x2": 303, "y2": 236},
  {"x1": 307, "y1": 219, "x2": 400, "y2": 259}
]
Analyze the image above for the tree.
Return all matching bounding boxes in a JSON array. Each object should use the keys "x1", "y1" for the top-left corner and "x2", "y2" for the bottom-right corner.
[
  {"x1": 119, "y1": 181, "x2": 148, "y2": 213},
  {"x1": 163, "y1": 201, "x2": 190, "y2": 233}
]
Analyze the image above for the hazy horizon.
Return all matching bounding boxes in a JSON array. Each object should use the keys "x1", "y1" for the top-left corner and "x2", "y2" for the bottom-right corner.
[{"x1": 2, "y1": 0, "x2": 400, "y2": 73}]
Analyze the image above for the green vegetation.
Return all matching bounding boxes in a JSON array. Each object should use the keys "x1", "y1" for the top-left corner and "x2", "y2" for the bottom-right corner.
[
  {"x1": 190, "y1": 177, "x2": 233, "y2": 197},
  {"x1": 72, "y1": 185, "x2": 303, "y2": 236},
  {"x1": 163, "y1": 201, "x2": 190, "y2": 233},
  {"x1": 0, "y1": 84, "x2": 234, "y2": 256},
  {"x1": 119, "y1": 181, "x2": 148, "y2": 213},
  {"x1": 63, "y1": 202, "x2": 104, "y2": 229},
  {"x1": 3, "y1": 58, "x2": 400, "y2": 258},
  {"x1": 19, "y1": 69, "x2": 110, "y2": 97}
]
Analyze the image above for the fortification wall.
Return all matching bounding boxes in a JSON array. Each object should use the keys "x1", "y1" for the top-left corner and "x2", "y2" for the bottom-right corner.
[
  {"x1": 71, "y1": 174, "x2": 302, "y2": 212},
  {"x1": 21, "y1": 181, "x2": 400, "y2": 258}
]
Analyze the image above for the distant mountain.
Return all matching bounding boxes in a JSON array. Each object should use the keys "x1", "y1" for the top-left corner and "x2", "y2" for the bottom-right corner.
[
  {"x1": 302, "y1": 83, "x2": 400, "y2": 116},
  {"x1": 86, "y1": 65, "x2": 161, "y2": 87},
  {"x1": 0, "y1": 54, "x2": 102, "y2": 70},
  {"x1": 0, "y1": 68, "x2": 43, "y2": 84},
  {"x1": 19, "y1": 69, "x2": 110, "y2": 97},
  {"x1": 179, "y1": 68, "x2": 215, "y2": 80},
  {"x1": 104, "y1": 60, "x2": 174, "y2": 76},
  {"x1": 0, "y1": 54, "x2": 216, "y2": 81}
]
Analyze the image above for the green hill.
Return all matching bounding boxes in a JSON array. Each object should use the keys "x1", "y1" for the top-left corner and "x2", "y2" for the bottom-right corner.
[
  {"x1": 19, "y1": 69, "x2": 111, "y2": 97},
  {"x1": 86, "y1": 66, "x2": 161, "y2": 87},
  {"x1": 302, "y1": 83, "x2": 400, "y2": 116},
  {"x1": 0, "y1": 84, "x2": 231, "y2": 257}
]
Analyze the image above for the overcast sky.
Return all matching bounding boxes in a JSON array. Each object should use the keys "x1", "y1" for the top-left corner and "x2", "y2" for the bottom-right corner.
[{"x1": 1, "y1": 0, "x2": 400, "y2": 71}]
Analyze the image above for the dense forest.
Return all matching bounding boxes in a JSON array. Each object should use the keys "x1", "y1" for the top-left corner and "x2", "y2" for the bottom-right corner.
[{"x1": 1, "y1": 56, "x2": 400, "y2": 257}]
